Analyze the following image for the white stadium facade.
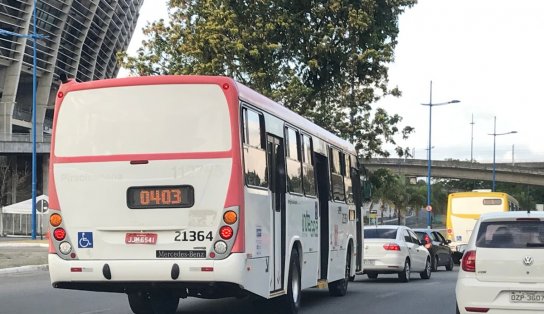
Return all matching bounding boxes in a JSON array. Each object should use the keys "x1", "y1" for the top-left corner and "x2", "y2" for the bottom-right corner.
[{"x1": 0, "y1": 0, "x2": 144, "y2": 205}]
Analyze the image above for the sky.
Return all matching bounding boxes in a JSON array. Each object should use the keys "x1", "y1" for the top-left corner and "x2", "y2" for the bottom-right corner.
[{"x1": 123, "y1": 0, "x2": 544, "y2": 163}]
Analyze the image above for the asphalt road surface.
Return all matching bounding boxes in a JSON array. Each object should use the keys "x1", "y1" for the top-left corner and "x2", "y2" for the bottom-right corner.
[{"x1": 0, "y1": 267, "x2": 458, "y2": 314}]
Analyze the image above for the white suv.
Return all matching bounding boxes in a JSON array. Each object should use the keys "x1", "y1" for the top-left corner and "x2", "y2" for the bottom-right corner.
[{"x1": 456, "y1": 211, "x2": 544, "y2": 313}]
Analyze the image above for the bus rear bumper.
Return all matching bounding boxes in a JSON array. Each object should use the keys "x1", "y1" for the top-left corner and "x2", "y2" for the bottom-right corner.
[{"x1": 48, "y1": 253, "x2": 248, "y2": 295}]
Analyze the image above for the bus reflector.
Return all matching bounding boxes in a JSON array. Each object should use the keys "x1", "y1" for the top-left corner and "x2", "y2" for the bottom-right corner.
[
  {"x1": 222, "y1": 83, "x2": 230, "y2": 90},
  {"x1": 201, "y1": 267, "x2": 214, "y2": 272},
  {"x1": 71, "y1": 267, "x2": 82, "y2": 272},
  {"x1": 223, "y1": 211, "x2": 237, "y2": 224},
  {"x1": 53, "y1": 228, "x2": 66, "y2": 241},
  {"x1": 219, "y1": 226, "x2": 233, "y2": 240},
  {"x1": 50, "y1": 213, "x2": 62, "y2": 227},
  {"x1": 57, "y1": 91, "x2": 64, "y2": 98}
]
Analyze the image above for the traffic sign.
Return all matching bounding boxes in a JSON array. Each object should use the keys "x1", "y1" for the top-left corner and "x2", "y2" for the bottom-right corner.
[
  {"x1": 425, "y1": 205, "x2": 432, "y2": 212},
  {"x1": 37, "y1": 199, "x2": 49, "y2": 213}
]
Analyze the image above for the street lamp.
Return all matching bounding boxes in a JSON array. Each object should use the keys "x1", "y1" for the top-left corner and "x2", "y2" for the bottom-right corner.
[
  {"x1": 489, "y1": 116, "x2": 517, "y2": 192},
  {"x1": 421, "y1": 81, "x2": 460, "y2": 229}
]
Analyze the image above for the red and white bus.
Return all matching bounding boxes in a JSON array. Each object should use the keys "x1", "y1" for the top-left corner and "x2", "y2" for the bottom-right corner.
[{"x1": 47, "y1": 75, "x2": 363, "y2": 314}]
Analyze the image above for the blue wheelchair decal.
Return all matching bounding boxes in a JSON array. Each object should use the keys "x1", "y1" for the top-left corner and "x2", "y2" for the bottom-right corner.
[{"x1": 78, "y1": 232, "x2": 93, "y2": 248}]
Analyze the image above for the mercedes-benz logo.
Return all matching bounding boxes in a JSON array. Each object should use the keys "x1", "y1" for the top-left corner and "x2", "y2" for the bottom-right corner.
[{"x1": 523, "y1": 256, "x2": 534, "y2": 266}]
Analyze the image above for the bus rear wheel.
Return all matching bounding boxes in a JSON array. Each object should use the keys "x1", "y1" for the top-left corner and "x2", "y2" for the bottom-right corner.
[
  {"x1": 276, "y1": 249, "x2": 301, "y2": 314},
  {"x1": 329, "y1": 248, "x2": 351, "y2": 297},
  {"x1": 128, "y1": 291, "x2": 179, "y2": 314},
  {"x1": 128, "y1": 292, "x2": 152, "y2": 314}
]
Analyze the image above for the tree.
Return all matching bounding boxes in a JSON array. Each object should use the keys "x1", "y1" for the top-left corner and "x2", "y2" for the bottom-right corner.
[{"x1": 120, "y1": 0, "x2": 416, "y2": 158}]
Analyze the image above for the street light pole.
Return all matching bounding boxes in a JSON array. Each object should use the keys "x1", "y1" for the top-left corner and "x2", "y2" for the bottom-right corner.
[
  {"x1": 489, "y1": 116, "x2": 517, "y2": 192},
  {"x1": 421, "y1": 81, "x2": 460, "y2": 229},
  {"x1": 0, "y1": 0, "x2": 45, "y2": 239},
  {"x1": 470, "y1": 114, "x2": 475, "y2": 162}
]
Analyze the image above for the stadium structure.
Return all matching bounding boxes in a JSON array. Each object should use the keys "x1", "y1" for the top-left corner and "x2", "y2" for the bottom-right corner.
[{"x1": 0, "y1": 0, "x2": 145, "y2": 205}]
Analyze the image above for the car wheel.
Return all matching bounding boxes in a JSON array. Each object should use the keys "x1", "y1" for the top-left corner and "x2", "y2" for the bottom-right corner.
[
  {"x1": 367, "y1": 272, "x2": 378, "y2": 279},
  {"x1": 420, "y1": 258, "x2": 431, "y2": 279},
  {"x1": 398, "y1": 259, "x2": 410, "y2": 282},
  {"x1": 432, "y1": 255, "x2": 439, "y2": 272},
  {"x1": 276, "y1": 249, "x2": 301, "y2": 314},
  {"x1": 446, "y1": 255, "x2": 454, "y2": 271}
]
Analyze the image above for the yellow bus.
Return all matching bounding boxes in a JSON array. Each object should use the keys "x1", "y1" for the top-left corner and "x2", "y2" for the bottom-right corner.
[{"x1": 446, "y1": 190, "x2": 519, "y2": 250}]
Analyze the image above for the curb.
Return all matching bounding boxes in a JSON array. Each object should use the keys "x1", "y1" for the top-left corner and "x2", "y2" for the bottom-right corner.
[
  {"x1": 0, "y1": 264, "x2": 48, "y2": 275},
  {"x1": 0, "y1": 243, "x2": 48, "y2": 248}
]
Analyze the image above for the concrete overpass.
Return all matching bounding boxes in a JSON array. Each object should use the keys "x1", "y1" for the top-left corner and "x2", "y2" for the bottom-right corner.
[{"x1": 363, "y1": 158, "x2": 544, "y2": 186}]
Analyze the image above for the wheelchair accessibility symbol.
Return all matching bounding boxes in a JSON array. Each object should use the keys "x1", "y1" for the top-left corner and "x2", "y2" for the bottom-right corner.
[{"x1": 78, "y1": 232, "x2": 93, "y2": 248}]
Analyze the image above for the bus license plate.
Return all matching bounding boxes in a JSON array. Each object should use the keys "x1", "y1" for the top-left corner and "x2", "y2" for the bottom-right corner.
[
  {"x1": 125, "y1": 233, "x2": 157, "y2": 245},
  {"x1": 511, "y1": 291, "x2": 544, "y2": 303}
]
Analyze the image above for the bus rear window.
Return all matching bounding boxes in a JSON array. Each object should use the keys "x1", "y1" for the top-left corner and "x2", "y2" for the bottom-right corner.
[{"x1": 54, "y1": 84, "x2": 231, "y2": 156}]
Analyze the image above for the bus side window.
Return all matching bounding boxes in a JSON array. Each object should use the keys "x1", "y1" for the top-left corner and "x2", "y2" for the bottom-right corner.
[
  {"x1": 329, "y1": 148, "x2": 345, "y2": 202},
  {"x1": 285, "y1": 127, "x2": 303, "y2": 194},
  {"x1": 302, "y1": 134, "x2": 316, "y2": 197},
  {"x1": 242, "y1": 107, "x2": 268, "y2": 188},
  {"x1": 344, "y1": 154, "x2": 353, "y2": 204}
]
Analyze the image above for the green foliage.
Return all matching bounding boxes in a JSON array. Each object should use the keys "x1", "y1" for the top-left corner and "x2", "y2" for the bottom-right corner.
[{"x1": 119, "y1": 0, "x2": 416, "y2": 157}]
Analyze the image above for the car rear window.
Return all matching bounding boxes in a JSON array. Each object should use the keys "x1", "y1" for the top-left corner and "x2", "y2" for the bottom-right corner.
[
  {"x1": 364, "y1": 228, "x2": 397, "y2": 239},
  {"x1": 476, "y1": 220, "x2": 544, "y2": 249}
]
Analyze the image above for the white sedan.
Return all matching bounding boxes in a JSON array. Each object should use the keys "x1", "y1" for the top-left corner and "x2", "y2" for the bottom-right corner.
[
  {"x1": 456, "y1": 211, "x2": 544, "y2": 314},
  {"x1": 362, "y1": 225, "x2": 431, "y2": 282}
]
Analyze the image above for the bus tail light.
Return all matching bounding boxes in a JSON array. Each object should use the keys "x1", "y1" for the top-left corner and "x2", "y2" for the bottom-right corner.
[
  {"x1": 462, "y1": 250, "x2": 476, "y2": 272},
  {"x1": 59, "y1": 241, "x2": 72, "y2": 255},
  {"x1": 223, "y1": 211, "x2": 237, "y2": 224},
  {"x1": 214, "y1": 241, "x2": 227, "y2": 254},
  {"x1": 53, "y1": 228, "x2": 66, "y2": 241},
  {"x1": 50, "y1": 213, "x2": 62, "y2": 227},
  {"x1": 220, "y1": 226, "x2": 233, "y2": 240}
]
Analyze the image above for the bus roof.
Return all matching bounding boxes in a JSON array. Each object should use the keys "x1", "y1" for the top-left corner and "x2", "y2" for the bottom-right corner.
[
  {"x1": 448, "y1": 191, "x2": 516, "y2": 201},
  {"x1": 236, "y1": 82, "x2": 356, "y2": 155},
  {"x1": 58, "y1": 75, "x2": 356, "y2": 156}
]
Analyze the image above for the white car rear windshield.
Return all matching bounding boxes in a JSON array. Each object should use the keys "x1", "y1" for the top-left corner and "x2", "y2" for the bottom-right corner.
[
  {"x1": 364, "y1": 228, "x2": 397, "y2": 239},
  {"x1": 476, "y1": 220, "x2": 544, "y2": 249},
  {"x1": 54, "y1": 84, "x2": 231, "y2": 157}
]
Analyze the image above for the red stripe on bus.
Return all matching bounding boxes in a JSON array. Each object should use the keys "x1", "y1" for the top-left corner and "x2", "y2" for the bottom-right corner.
[{"x1": 52, "y1": 151, "x2": 233, "y2": 163}]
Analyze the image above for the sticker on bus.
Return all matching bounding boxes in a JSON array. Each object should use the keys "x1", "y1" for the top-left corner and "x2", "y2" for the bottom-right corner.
[{"x1": 78, "y1": 232, "x2": 93, "y2": 248}]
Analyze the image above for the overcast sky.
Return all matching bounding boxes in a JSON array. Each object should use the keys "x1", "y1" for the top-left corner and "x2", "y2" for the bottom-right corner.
[{"x1": 124, "y1": 0, "x2": 544, "y2": 163}]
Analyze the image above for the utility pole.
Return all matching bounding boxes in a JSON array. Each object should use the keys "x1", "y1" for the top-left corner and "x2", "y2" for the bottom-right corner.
[{"x1": 470, "y1": 114, "x2": 475, "y2": 162}]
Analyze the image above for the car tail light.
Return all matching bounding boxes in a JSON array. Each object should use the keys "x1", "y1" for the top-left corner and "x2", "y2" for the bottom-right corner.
[
  {"x1": 219, "y1": 226, "x2": 233, "y2": 240},
  {"x1": 462, "y1": 250, "x2": 476, "y2": 272},
  {"x1": 383, "y1": 243, "x2": 401, "y2": 251},
  {"x1": 423, "y1": 234, "x2": 432, "y2": 249},
  {"x1": 53, "y1": 228, "x2": 66, "y2": 241}
]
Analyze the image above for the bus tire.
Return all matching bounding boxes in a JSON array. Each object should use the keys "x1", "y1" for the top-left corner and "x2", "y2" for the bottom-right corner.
[
  {"x1": 277, "y1": 249, "x2": 301, "y2": 314},
  {"x1": 328, "y1": 248, "x2": 351, "y2": 297},
  {"x1": 150, "y1": 290, "x2": 179, "y2": 314},
  {"x1": 128, "y1": 292, "x2": 153, "y2": 314}
]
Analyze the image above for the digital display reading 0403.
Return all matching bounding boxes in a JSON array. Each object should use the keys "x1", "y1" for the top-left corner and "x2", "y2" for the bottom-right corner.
[{"x1": 127, "y1": 185, "x2": 194, "y2": 209}]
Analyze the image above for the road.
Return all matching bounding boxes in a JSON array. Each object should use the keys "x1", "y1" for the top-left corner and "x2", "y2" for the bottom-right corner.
[{"x1": 0, "y1": 267, "x2": 458, "y2": 314}]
